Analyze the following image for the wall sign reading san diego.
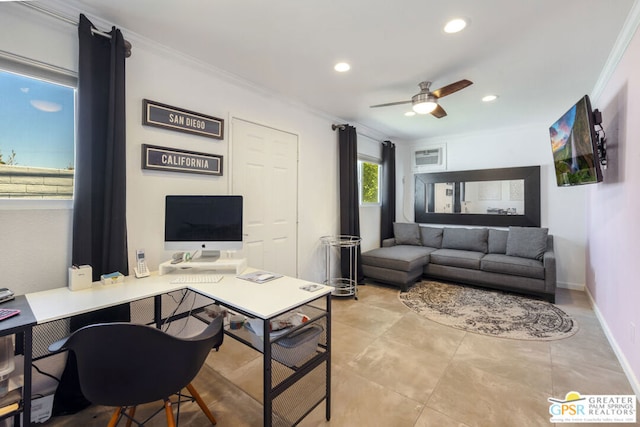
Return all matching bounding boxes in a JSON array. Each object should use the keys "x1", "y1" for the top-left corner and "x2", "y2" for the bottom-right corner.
[
  {"x1": 142, "y1": 99, "x2": 224, "y2": 139},
  {"x1": 142, "y1": 144, "x2": 222, "y2": 176}
]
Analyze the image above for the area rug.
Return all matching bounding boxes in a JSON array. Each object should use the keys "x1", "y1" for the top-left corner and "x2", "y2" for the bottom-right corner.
[{"x1": 398, "y1": 281, "x2": 578, "y2": 340}]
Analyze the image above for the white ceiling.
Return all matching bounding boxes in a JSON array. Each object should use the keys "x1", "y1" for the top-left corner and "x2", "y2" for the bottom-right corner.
[{"x1": 62, "y1": 0, "x2": 635, "y2": 140}]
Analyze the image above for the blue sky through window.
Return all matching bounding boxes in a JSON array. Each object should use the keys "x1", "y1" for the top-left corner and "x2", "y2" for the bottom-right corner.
[{"x1": 0, "y1": 69, "x2": 75, "y2": 169}]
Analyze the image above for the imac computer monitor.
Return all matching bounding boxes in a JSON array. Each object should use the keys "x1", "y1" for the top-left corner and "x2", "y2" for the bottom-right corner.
[{"x1": 164, "y1": 195, "x2": 243, "y2": 259}]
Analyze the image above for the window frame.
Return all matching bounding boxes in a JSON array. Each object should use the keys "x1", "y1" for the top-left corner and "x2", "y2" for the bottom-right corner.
[{"x1": 0, "y1": 54, "x2": 77, "y2": 209}]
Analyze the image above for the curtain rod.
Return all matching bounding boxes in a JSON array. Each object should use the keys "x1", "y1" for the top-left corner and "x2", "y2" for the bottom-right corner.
[
  {"x1": 20, "y1": 2, "x2": 132, "y2": 57},
  {"x1": 332, "y1": 123, "x2": 389, "y2": 143}
]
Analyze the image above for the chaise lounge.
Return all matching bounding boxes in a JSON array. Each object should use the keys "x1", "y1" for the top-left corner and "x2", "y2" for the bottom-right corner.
[{"x1": 361, "y1": 223, "x2": 556, "y2": 302}]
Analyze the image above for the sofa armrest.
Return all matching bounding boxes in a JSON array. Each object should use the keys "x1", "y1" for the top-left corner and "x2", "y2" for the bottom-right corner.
[
  {"x1": 382, "y1": 238, "x2": 396, "y2": 247},
  {"x1": 543, "y1": 249, "x2": 556, "y2": 296}
]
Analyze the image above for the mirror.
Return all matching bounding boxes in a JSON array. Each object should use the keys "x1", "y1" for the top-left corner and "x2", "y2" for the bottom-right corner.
[
  {"x1": 430, "y1": 179, "x2": 525, "y2": 215},
  {"x1": 415, "y1": 166, "x2": 540, "y2": 227}
]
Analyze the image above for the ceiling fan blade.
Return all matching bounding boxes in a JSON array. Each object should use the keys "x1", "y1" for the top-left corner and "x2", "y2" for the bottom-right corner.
[
  {"x1": 432, "y1": 79, "x2": 473, "y2": 99},
  {"x1": 431, "y1": 104, "x2": 447, "y2": 118},
  {"x1": 370, "y1": 100, "x2": 412, "y2": 108}
]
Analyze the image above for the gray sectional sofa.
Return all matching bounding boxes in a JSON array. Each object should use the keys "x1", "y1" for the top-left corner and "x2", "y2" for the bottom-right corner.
[{"x1": 361, "y1": 223, "x2": 556, "y2": 302}]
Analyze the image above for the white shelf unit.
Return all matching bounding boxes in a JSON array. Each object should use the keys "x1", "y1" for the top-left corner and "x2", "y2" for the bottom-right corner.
[{"x1": 159, "y1": 258, "x2": 247, "y2": 276}]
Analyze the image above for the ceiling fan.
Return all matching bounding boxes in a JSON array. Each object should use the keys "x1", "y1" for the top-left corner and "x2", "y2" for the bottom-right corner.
[{"x1": 370, "y1": 79, "x2": 473, "y2": 118}]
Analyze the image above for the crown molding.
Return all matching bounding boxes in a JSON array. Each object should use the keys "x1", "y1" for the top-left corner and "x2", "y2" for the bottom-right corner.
[{"x1": 591, "y1": 0, "x2": 640, "y2": 101}]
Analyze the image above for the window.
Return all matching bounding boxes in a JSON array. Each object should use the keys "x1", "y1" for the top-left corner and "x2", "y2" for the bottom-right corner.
[
  {"x1": 358, "y1": 159, "x2": 381, "y2": 205},
  {"x1": 0, "y1": 68, "x2": 76, "y2": 199}
]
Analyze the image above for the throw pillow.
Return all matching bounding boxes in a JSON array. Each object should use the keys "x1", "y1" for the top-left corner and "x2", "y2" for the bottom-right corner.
[
  {"x1": 488, "y1": 229, "x2": 508, "y2": 254},
  {"x1": 393, "y1": 223, "x2": 421, "y2": 246},
  {"x1": 506, "y1": 227, "x2": 549, "y2": 260},
  {"x1": 441, "y1": 227, "x2": 488, "y2": 253},
  {"x1": 420, "y1": 226, "x2": 443, "y2": 248}
]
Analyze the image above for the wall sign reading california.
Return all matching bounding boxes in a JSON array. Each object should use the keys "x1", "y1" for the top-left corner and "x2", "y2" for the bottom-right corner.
[
  {"x1": 142, "y1": 99, "x2": 224, "y2": 139},
  {"x1": 142, "y1": 144, "x2": 222, "y2": 176}
]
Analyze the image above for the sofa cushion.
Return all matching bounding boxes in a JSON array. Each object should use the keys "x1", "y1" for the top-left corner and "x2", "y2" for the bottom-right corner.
[
  {"x1": 481, "y1": 254, "x2": 545, "y2": 280},
  {"x1": 488, "y1": 229, "x2": 508, "y2": 254},
  {"x1": 361, "y1": 245, "x2": 434, "y2": 272},
  {"x1": 506, "y1": 227, "x2": 548, "y2": 260},
  {"x1": 393, "y1": 223, "x2": 421, "y2": 246},
  {"x1": 441, "y1": 228, "x2": 488, "y2": 253},
  {"x1": 420, "y1": 226, "x2": 443, "y2": 248},
  {"x1": 362, "y1": 264, "x2": 423, "y2": 290},
  {"x1": 429, "y1": 249, "x2": 484, "y2": 270}
]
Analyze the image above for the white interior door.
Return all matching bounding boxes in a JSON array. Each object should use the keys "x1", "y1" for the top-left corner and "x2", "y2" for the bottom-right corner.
[{"x1": 231, "y1": 118, "x2": 298, "y2": 277}]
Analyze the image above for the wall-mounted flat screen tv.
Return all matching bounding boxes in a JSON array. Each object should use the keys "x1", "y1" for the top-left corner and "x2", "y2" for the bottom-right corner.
[{"x1": 549, "y1": 95, "x2": 603, "y2": 186}]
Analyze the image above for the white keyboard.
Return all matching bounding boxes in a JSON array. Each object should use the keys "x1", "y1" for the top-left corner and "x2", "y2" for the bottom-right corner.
[{"x1": 169, "y1": 274, "x2": 223, "y2": 284}]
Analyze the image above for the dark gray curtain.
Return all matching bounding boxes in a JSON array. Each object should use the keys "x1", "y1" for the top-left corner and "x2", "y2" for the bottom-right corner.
[
  {"x1": 338, "y1": 125, "x2": 363, "y2": 282},
  {"x1": 380, "y1": 140, "x2": 396, "y2": 244},
  {"x1": 72, "y1": 14, "x2": 129, "y2": 281},
  {"x1": 54, "y1": 15, "x2": 130, "y2": 416}
]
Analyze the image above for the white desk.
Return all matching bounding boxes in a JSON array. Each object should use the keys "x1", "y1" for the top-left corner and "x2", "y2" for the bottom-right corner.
[
  {"x1": 26, "y1": 276, "x2": 183, "y2": 324},
  {"x1": 27, "y1": 271, "x2": 330, "y2": 323},
  {"x1": 25, "y1": 270, "x2": 332, "y2": 427}
]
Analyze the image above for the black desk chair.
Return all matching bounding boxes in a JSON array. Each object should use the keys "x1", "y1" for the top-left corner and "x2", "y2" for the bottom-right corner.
[{"x1": 48, "y1": 316, "x2": 223, "y2": 426}]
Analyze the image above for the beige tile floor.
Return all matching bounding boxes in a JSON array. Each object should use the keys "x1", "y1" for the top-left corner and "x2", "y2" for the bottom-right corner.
[{"x1": 44, "y1": 283, "x2": 638, "y2": 427}]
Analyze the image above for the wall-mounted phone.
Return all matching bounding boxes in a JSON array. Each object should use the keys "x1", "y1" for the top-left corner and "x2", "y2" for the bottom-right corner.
[{"x1": 134, "y1": 249, "x2": 150, "y2": 278}]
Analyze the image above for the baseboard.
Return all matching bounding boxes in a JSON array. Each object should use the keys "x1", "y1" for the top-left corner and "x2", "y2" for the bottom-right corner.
[
  {"x1": 584, "y1": 287, "x2": 640, "y2": 401},
  {"x1": 557, "y1": 281, "x2": 585, "y2": 291}
]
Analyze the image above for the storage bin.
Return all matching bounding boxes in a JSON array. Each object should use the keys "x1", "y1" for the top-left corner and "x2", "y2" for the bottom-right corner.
[
  {"x1": 246, "y1": 323, "x2": 323, "y2": 368},
  {"x1": 0, "y1": 335, "x2": 14, "y2": 397}
]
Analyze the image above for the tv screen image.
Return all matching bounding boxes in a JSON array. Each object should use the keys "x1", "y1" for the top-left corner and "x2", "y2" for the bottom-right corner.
[
  {"x1": 164, "y1": 195, "x2": 243, "y2": 258},
  {"x1": 549, "y1": 95, "x2": 603, "y2": 186}
]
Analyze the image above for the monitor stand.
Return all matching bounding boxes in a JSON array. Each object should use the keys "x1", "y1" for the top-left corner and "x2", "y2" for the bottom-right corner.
[
  {"x1": 196, "y1": 250, "x2": 221, "y2": 262},
  {"x1": 159, "y1": 256, "x2": 247, "y2": 275}
]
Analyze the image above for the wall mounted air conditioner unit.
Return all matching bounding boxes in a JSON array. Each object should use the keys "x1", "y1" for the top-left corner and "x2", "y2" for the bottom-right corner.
[{"x1": 412, "y1": 143, "x2": 446, "y2": 172}]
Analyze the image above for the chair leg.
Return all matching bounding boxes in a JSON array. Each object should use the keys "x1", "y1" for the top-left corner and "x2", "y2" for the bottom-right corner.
[
  {"x1": 186, "y1": 383, "x2": 217, "y2": 425},
  {"x1": 107, "y1": 407, "x2": 123, "y2": 427},
  {"x1": 164, "y1": 399, "x2": 176, "y2": 427},
  {"x1": 125, "y1": 406, "x2": 136, "y2": 427}
]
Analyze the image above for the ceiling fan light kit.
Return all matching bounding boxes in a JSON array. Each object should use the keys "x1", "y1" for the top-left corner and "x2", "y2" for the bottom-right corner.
[
  {"x1": 370, "y1": 79, "x2": 473, "y2": 119},
  {"x1": 412, "y1": 92, "x2": 438, "y2": 114}
]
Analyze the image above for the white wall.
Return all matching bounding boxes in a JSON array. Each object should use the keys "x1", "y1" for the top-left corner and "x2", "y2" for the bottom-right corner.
[
  {"x1": 587, "y1": 19, "x2": 640, "y2": 395},
  {"x1": 396, "y1": 124, "x2": 587, "y2": 289},
  {"x1": 1, "y1": 3, "x2": 391, "y2": 294}
]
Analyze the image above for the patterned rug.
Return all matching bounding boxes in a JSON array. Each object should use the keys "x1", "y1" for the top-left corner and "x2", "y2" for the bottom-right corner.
[{"x1": 398, "y1": 281, "x2": 578, "y2": 340}]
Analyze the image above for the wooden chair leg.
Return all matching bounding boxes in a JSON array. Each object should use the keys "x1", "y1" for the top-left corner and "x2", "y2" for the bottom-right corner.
[
  {"x1": 186, "y1": 383, "x2": 217, "y2": 425},
  {"x1": 107, "y1": 407, "x2": 122, "y2": 427},
  {"x1": 125, "y1": 406, "x2": 136, "y2": 427},
  {"x1": 164, "y1": 399, "x2": 176, "y2": 427}
]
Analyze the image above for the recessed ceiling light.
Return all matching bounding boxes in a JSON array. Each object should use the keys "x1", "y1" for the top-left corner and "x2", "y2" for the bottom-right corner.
[
  {"x1": 444, "y1": 18, "x2": 467, "y2": 34},
  {"x1": 405, "y1": 111, "x2": 416, "y2": 117},
  {"x1": 334, "y1": 62, "x2": 351, "y2": 72},
  {"x1": 482, "y1": 94, "x2": 498, "y2": 102}
]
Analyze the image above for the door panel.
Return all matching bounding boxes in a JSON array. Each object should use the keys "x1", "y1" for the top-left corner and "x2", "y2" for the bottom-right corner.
[{"x1": 232, "y1": 118, "x2": 298, "y2": 276}]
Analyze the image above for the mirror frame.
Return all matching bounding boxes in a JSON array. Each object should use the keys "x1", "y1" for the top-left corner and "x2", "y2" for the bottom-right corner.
[{"x1": 414, "y1": 165, "x2": 541, "y2": 227}]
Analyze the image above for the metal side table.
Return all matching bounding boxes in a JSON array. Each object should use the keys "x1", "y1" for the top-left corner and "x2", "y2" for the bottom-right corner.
[{"x1": 321, "y1": 235, "x2": 361, "y2": 300}]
